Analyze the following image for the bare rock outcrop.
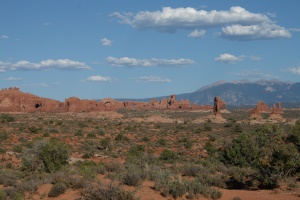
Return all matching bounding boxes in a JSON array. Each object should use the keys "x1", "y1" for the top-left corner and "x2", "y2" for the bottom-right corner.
[{"x1": 0, "y1": 88, "x2": 227, "y2": 113}]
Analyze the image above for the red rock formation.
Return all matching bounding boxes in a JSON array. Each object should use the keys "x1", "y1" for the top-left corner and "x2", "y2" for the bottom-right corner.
[
  {"x1": 250, "y1": 101, "x2": 283, "y2": 119},
  {"x1": 256, "y1": 101, "x2": 270, "y2": 113},
  {"x1": 271, "y1": 102, "x2": 283, "y2": 114},
  {"x1": 213, "y1": 97, "x2": 221, "y2": 115},
  {"x1": 0, "y1": 88, "x2": 226, "y2": 113}
]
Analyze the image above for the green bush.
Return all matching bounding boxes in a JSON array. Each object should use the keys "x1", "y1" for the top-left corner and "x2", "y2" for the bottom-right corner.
[
  {"x1": 0, "y1": 130, "x2": 8, "y2": 141},
  {"x1": 157, "y1": 138, "x2": 167, "y2": 146},
  {"x1": 127, "y1": 145, "x2": 145, "y2": 158},
  {"x1": 159, "y1": 150, "x2": 178, "y2": 161},
  {"x1": 0, "y1": 114, "x2": 15, "y2": 123},
  {"x1": 115, "y1": 133, "x2": 129, "y2": 142},
  {"x1": 99, "y1": 137, "x2": 112, "y2": 150},
  {"x1": 82, "y1": 183, "x2": 138, "y2": 200},
  {"x1": 75, "y1": 129, "x2": 83, "y2": 136},
  {"x1": 48, "y1": 183, "x2": 67, "y2": 197},
  {"x1": 22, "y1": 139, "x2": 70, "y2": 173},
  {"x1": 121, "y1": 164, "x2": 146, "y2": 186},
  {"x1": 203, "y1": 124, "x2": 212, "y2": 131}
]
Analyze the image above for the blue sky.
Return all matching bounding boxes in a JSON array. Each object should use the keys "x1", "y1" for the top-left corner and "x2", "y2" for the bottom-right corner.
[{"x1": 1, "y1": 0, "x2": 300, "y2": 101}]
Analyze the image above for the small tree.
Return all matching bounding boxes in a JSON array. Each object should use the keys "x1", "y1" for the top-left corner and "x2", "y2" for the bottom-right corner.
[{"x1": 22, "y1": 139, "x2": 70, "y2": 173}]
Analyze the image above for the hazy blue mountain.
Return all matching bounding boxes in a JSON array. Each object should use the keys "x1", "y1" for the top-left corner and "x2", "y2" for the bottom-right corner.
[{"x1": 116, "y1": 80, "x2": 300, "y2": 106}]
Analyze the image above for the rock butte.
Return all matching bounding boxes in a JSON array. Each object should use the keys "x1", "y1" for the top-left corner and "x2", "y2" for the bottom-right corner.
[
  {"x1": 0, "y1": 87, "x2": 226, "y2": 113},
  {"x1": 250, "y1": 101, "x2": 283, "y2": 119}
]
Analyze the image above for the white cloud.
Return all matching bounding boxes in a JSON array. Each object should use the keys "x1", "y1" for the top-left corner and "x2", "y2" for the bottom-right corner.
[
  {"x1": 4, "y1": 77, "x2": 22, "y2": 81},
  {"x1": 101, "y1": 38, "x2": 112, "y2": 46},
  {"x1": 220, "y1": 22, "x2": 291, "y2": 40},
  {"x1": 188, "y1": 29, "x2": 206, "y2": 38},
  {"x1": 20, "y1": 83, "x2": 49, "y2": 88},
  {"x1": 250, "y1": 56, "x2": 262, "y2": 61},
  {"x1": 106, "y1": 56, "x2": 195, "y2": 67},
  {"x1": 215, "y1": 54, "x2": 243, "y2": 64},
  {"x1": 111, "y1": 6, "x2": 269, "y2": 32},
  {"x1": 234, "y1": 69, "x2": 279, "y2": 79},
  {"x1": 1, "y1": 35, "x2": 8, "y2": 39},
  {"x1": 0, "y1": 59, "x2": 90, "y2": 72},
  {"x1": 288, "y1": 67, "x2": 300, "y2": 75},
  {"x1": 289, "y1": 28, "x2": 300, "y2": 32},
  {"x1": 86, "y1": 75, "x2": 112, "y2": 82},
  {"x1": 137, "y1": 76, "x2": 172, "y2": 83},
  {"x1": 111, "y1": 6, "x2": 291, "y2": 41}
]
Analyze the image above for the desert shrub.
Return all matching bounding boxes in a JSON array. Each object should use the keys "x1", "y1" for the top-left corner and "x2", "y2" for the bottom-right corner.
[
  {"x1": 75, "y1": 129, "x2": 83, "y2": 136},
  {"x1": 186, "y1": 178, "x2": 209, "y2": 197},
  {"x1": 0, "y1": 114, "x2": 14, "y2": 123},
  {"x1": 120, "y1": 164, "x2": 146, "y2": 186},
  {"x1": 82, "y1": 183, "x2": 137, "y2": 200},
  {"x1": 204, "y1": 142, "x2": 217, "y2": 156},
  {"x1": 233, "y1": 124, "x2": 243, "y2": 133},
  {"x1": 159, "y1": 150, "x2": 178, "y2": 161},
  {"x1": 182, "y1": 163, "x2": 203, "y2": 177},
  {"x1": 222, "y1": 125, "x2": 300, "y2": 189},
  {"x1": 152, "y1": 168, "x2": 172, "y2": 191},
  {"x1": 287, "y1": 120, "x2": 300, "y2": 151},
  {"x1": 76, "y1": 160, "x2": 97, "y2": 181},
  {"x1": 105, "y1": 161, "x2": 121, "y2": 173},
  {"x1": 232, "y1": 197, "x2": 242, "y2": 200},
  {"x1": 141, "y1": 136, "x2": 150, "y2": 142},
  {"x1": 127, "y1": 144, "x2": 145, "y2": 158},
  {"x1": 224, "y1": 122, "x2": 233, "y2": 128},
  {"x1": 115, "y1": 133, "x2": 129, "y2": 142},
  {"x1": 97, "y1": 129, "x2": 105, "y2": 136},
  {"x1": 184, "y1": 139, "x2": 194, "y2": 149},
  {"x1": 2, "y1": 188, "x2": 23, "y2": 200},
  {"x1": 48, "y1": 183, "x2": 67, "y2": 197},
  {"x1": 209, "y1": 188, "x2": 222, "y2": 200},
  {"x1": 203, "y1": 124, "x2": 212, "y2": 131},
  {"x1": 28, "y1": 125, "x2": 40, "y2": 134},
  {"x1": 208, "y1": 133, "x2": 217, "y2": 141},
  {"x1": 22, "y1": 139, "x2": 70, "y2": 173},
  {"x1": 87, "y1": 131, "x2": 96, "y2": 138},
  {"x1": 78, "y1": 122, "x2": 87, "y2": 128},
  {"x1": 169, "y1": 179, "x2": 187, "y2": 198},
  {"x1": 99, "y1": 137, "x2": 112, "y2": 151},
  {"x1": 16, "y1": 178, "x2": 39, "y2": 194},
  {"x1": 56, "y1": 120, "x2": 63, "y2": 126},
  {"x1": 0, "y1": 130, "x2": 8, "y2": 141},
  {"x1": 0, "y1": 189, "x2": 6, "y2": 200},
  {"x1": 0, "y1": 170, "x2": 20, "y2": 186},
  {"x1": 12, "y1": 144, "x2": 22, "y2": 153},
  {"x1": 157, "y1": 138, "x2": 167, "y2": 146}
]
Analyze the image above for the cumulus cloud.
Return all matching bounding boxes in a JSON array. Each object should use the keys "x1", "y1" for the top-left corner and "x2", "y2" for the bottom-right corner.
[
  {"x1": 234, "y1": 69, "x2": 278, "y2": 79},
  {"x1": 86, "y1": 75, "x2": 112, "y2": 82},
  {"x1": 1, "y1": 35, "x2": 8, "y2": 39},
  {"x1": 106, "y1": 56, "x2": 195, "y2": 67},
  {"x1": 288, "y1": 67, "x2": 300, "y2": 75},
  {"x1": 4, "y1": 77, "x2": 22, "y2": 81},
  {"x1": 215, "y1": 54, "x2": 243, "y2": 64},
  {"x1": 0, "y1": 59, "x2": 90, "y2": 72},
  {"x1": 111, "y1": 6, "x2": 269, "y2": 32},
  {"x1": 188, "y1": 29, "x2": 206, "y2": 38},
  {"x1": 111, "y1": 6, "x2": 290, "y2": 40},
  {"x1": 137, "y1": 76, "x2": 172, "y2": 83},
  {"x1": 101, "y1": 38, "x2": 112, "y2": 46},
  {"x1": 220, "y1": 22, "x2": 291, "y2": 40}
]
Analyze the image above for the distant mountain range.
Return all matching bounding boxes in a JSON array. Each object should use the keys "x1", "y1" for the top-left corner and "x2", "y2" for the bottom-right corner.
[{"x1": 117, "y1": 80, "x2": 300, "y2": 107}]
